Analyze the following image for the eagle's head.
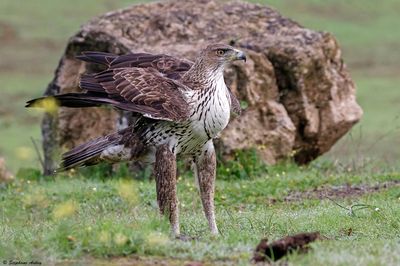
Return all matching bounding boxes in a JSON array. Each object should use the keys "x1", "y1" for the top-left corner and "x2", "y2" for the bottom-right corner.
[
  {"x1": 182, "y1": 43, "x2": 246, "y2": 84},
  {"x1": 200, "y1": 43, "x2": 246, "y2": 69}
]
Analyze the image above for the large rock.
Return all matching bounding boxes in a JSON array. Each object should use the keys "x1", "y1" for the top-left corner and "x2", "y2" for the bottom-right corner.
[{"x1": 40, "y1": 0, "x2": 362, "y2": 174}]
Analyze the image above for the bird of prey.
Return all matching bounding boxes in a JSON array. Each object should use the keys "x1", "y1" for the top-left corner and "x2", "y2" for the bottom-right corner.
[{"x1": 26, "y1": 43, "x2": 246, "y2": 236}]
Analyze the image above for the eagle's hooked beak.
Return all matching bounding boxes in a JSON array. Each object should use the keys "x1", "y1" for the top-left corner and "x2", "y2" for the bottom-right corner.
[{"x1": 234, "y1": 50, "x2": 247, "y2": 62}]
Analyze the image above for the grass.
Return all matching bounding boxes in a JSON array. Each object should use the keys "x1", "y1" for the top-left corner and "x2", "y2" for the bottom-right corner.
[
  {"x1": 1, "y1": 0, "x2": 400, "y2": 265},
  {"x1": 1, "y1": 163, "x2": 399, "y2": 265}
]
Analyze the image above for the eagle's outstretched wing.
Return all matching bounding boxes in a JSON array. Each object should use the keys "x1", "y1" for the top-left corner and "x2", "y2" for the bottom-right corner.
[
  {"x1": 77, "y1": 51, "x2": 192, "y2": 80},
  {"x1": 79, "y1": 67, "x2": 190, "y2": 121},
  {"x1": 78, "y1": 51, "x2": 241, "y2": 116},
  {"x1": 26, "y1": 51, "x2": 241, "y2": 120},
  {"x1": 26, "y1": 52, "x2": 193, "y2": 121}
]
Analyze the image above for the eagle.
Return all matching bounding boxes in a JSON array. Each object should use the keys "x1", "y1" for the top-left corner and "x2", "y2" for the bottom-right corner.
[{"x1": 26, "y1": 43, "x2": 246, "y2": 236}]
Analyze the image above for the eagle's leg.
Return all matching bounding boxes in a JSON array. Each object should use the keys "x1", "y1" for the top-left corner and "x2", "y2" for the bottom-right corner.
[
  {"x1": 193, "y1": 140, "x2": 218, "y2": 235},
  {"x1": 155, "y1": 144, "x2": 180, "y2": 236}
]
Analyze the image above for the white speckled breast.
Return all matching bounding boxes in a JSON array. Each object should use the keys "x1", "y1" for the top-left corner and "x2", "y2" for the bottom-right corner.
[{"x1": 139, "y1": 72, "x2": 231, "y2": 158}]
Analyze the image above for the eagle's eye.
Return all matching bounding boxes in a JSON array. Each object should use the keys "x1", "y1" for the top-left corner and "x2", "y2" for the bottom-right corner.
[{"x1": 216, "y1": 49, "x2": 225, "y2": 56}]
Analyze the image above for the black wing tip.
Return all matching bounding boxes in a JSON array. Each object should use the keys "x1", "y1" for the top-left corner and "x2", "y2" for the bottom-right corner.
[
  {"x1": 75, "y1": 54, "x2": 88, "y2": 61},
  {"x1": 25, "y1": 99, "x2": 34, "y2": 108},
  {"x1": 55, "y1": 164, "x2": 69, "y2": 173},
  {"x1": 57, "y1": 159, "x2": 78, "y2": 172},
  {"x1": 75, "y1": 51, "x2": 118, "y2": 65},
  {"x1": 25, "y1": 98, "x2": 43, "y2": 108},
  {"x1": 24, "y1": 96, "x2": 59, "y2": 108}
]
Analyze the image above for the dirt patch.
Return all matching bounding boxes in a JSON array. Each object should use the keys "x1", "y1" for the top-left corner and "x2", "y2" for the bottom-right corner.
[
  {"x1": 0, "y1": 21, "x2": 18, "y2": 43},
  {"x1": 253, "y1": 232, "x2": 321, "y2": 262},
  {"x1": 281, "y1": 180, "x2": 400, "y2": 203},
  {"x1": 0, "y1": 31, "x2": 61, "y2": 74},
  {"x1": 57, "y1": 256, "x2": 220, "y2": 266}
]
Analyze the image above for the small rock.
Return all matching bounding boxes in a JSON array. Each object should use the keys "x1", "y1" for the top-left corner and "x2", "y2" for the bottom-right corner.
[{"x1": 0, "y1": 157, "x2": 13, "y2": 183}]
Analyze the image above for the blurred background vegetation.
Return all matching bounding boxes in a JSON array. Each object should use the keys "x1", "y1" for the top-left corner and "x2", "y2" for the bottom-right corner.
[{"x1": 0, "y1": 0, "x2": 399, "y2": 172}]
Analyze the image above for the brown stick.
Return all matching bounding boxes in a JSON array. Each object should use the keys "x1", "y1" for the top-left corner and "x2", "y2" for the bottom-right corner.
[
  {"x1": 30, "y1": 137, "x2": 45, "y2": 171},
  {"x1": 253, "y1": 232, "x2": 321, "y2": 262}
]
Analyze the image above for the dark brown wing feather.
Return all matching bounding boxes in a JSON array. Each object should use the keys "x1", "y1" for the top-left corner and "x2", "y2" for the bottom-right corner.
[
  {"x1": 80, "y1": 67, "x2": 190, "y2": 121},
  {"x1": 77, "y1": 51, "x2": 242, "y2": 116},
  {"x1": 77, "y1": 51, "x2": 193, "y2": 80},
  {"x1": 27, "y1": 51, "x2": 242, "y2": 120}
]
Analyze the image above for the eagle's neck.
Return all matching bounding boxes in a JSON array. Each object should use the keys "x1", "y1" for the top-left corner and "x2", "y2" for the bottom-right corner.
[
  {"x1": 181, "y1": 58, "x2": 224, "y2": 90},
  {"x1": 179, "y1": 57, "x2": 231, "y2": 140}
]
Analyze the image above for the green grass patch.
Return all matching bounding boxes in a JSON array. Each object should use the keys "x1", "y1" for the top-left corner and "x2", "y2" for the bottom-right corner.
[
  {"x1": 1, "y1": 163, "x2": 399, "y2": 264},
  {"x1": 217, "y1": 149, "x2": 269, "y2": 180},
  {"x1": 1, "y1": 0, "x2": 400, "y2": 169}
]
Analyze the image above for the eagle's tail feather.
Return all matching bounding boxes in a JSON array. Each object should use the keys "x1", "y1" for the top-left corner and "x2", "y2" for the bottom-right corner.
[{"x1": 58, "y1": 134, "x2": 121, "y2": 172}]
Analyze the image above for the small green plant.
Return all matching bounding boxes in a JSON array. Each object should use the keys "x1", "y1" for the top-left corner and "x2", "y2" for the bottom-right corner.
[
  {"x1": 74, "y1": 162, "x2": 152, "y2": 180},
  {"x1": 217, "y1": 149, "x2": 269, "y2": 179},
  {"x1": 16, "y1": 167, "x2": 42, "y2": 181}
]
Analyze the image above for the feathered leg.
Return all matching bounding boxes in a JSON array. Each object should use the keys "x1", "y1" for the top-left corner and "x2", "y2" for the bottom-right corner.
[
  {"x1": 193, "y1": 140, "x2": 218, "y2": 235},
  {"x1": 155, "y1": 144, "x2": 180, "y2": 236}
]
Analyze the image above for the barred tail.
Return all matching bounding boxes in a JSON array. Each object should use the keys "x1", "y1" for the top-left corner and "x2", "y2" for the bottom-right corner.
[{"x1": 58, "y1": 133, "x2": 121, "y2": 172}]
